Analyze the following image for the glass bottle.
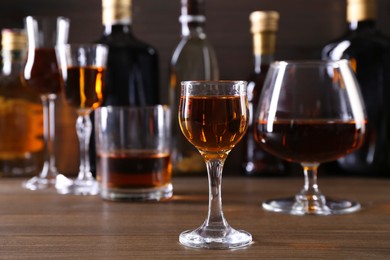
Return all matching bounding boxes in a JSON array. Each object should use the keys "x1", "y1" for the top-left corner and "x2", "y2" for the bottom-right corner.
[
  {"x1": 91, "y1": 0, "x2": 161, "y2": 175},
  {"x1": 0, "y1": 29, "x2": 44, "y2": 177},
  {"x1": 242, "y1": 11, "x2": 287, "y2": 176},
  {"x1": 169, "y1": 0, "x2": 219, "y2": 175},
  {"x1": 98, "y1": 0, "x2": 160, "y2": 106},
  {"x1": 322, "y1": 0, "x2": 390, "y2": 176}
]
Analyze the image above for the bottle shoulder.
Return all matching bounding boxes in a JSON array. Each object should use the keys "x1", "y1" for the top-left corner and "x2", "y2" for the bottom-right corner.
[
  {"x1": 322, "y1": 29, "x2": 390, "y2": 59},
  {"x1": 171, "y1": 36, "x2": 218, "y2": 64},
  {"x1": 98, "y1": 32, "x2": 159, "y2": 56}
]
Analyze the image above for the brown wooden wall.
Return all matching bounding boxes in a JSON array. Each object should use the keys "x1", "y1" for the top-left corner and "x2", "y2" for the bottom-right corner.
[{"x1": 1, "y1": 0, "x2": 390, "y2": 175}]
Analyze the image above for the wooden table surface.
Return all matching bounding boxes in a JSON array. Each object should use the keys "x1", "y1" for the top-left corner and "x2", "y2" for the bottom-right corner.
[{"x1": 0, "y1": 176, "x2": 389, "y2": 259}]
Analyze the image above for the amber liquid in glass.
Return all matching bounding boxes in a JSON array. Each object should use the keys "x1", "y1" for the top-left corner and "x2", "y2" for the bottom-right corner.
[
  {"x1": 63, "y1": 66, "x2": 106, "y2": 109},
  {"x1": 96, "y1": 150, "x2": 172, "y2": 189},
  {"x1": 24, "y1": 48, "x2": 62, "y2": 95},
  {"x1": 179, "y1": 95, "x2": 248, "y2": 152},
  {"x1": 255, "y1": 119, "x2": 366, "y2": 163}
]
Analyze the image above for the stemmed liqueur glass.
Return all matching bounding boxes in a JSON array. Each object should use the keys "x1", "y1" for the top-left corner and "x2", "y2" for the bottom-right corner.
[
  {"x1": 56, "y1": 44, "x2": 108, "y2": 195},
  {"x1": 23, "y1": 16, "x2": 71, "y2": 190},
  {"x1": 254, "y1": 60, "x2": 367, "y2": 215},
  {"x1": 178, "y1": 80, "x2": 252, "y2": 249}
]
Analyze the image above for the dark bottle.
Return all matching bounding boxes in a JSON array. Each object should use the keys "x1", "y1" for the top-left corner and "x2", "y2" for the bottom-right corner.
[
  {"x1": 90, "y1": 0, "x2": 160, "y2": 175},
  {"x1": 242, "y1": 11, "x2": 287, "y2": 176},
  {"x1": 322, "y1": 0, "x2": 390, "y2": 176},
  {"x1": 98, "y1": 0, "x2": 160, "y2": 106},
  {"x1": 169, "y1": 0, "x2": 219, "y2": 175}
]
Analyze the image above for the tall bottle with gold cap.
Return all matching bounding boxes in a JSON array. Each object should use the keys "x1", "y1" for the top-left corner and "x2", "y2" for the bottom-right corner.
[
  {"x1": 322, "y1": 0, "x2": 390, "y2": 176},
  {"x1": 98, "y1": 0, "x2": 160, "y2": 106},
  {"x1": 242, "y1": 11, "x2": 287, "y2": 176},
  {"x1": 91, "y1": 0, "x2": 160, "y2": 174},
  {"x1": 0, "y1": 29, "x2": 44, "y2": 177}
]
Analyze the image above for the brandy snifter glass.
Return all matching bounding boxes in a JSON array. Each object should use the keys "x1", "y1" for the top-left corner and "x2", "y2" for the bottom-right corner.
[{"x1": 254, "y1": 60, "x2": 367, "y2": 215}]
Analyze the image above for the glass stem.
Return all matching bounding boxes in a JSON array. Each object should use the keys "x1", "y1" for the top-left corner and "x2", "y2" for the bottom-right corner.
[
  {"x1": 40, "y1": 94, "x2": 58, "y2": 179},
  {"x1": 203, "y1": 156, "x2": 230, "y2": 230},
  {"x1": 76, "y1": 112, "x2": 93, "y2": 181},
  {"x1": 302, "y1": 163, "x2": 320, "y2": 195},
  {"x1": 297, "y1": 163, "x2": 327, "y2": 213}
]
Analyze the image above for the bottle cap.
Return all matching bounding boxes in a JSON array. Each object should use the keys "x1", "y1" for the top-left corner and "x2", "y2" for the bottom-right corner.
[
  {"x1": 102, "y1": 0, "x2": 132, "y2": 25},
  {"x1": 250, "y1": 11, "x2": 279, "y2": 55},
  {"x1": 250, "y1": 11, "x2": 279, "y2": 33},
  {"x1": 1, "y1": 29, "x2": 27, "y2": 50},
  {"x1": 250, "y1": 11, "x2": 279, "y2": 34},
  {"x1": 347, "y1": 0, "x2": 376, "y2": 22}
]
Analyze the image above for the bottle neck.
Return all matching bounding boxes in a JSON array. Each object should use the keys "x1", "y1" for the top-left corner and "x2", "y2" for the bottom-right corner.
[
  {"x1": 103, "y1": 23, "x2": 133, "y2": 35},
  {"x1": 102, "y1": 1, "x2": 132, "y2": 35},
  {"x1": 180, "y1": 15, "x2": 206, "y2": 38},
  {"x1": 252, "y1": 32, "x2": 276, "y2": 73},
  {"x1": 347, "y1": 1, "x2": 376, "y2": 31},
  {"x1": 348, "y1": 19, "x2": 376, "y2": 31},
  {"x1": 1, "y1": 49, "x2": 25, "y2": 75}
]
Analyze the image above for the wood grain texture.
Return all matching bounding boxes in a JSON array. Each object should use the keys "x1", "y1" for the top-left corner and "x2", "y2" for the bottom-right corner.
[{"x1": 0, "y1": 177, "x2": 389, "y2": 258}]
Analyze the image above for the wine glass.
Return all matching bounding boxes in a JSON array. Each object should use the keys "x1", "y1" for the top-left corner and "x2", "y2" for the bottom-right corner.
[
  {"x1": 254, "y1": 60, "x2": 367, "y2": 215},
  {"x1": 178, "y1": 80, "x2": 252, "y2": 249},
  {"x1": 22, "y1": 16, "x2": 71, "y2": 190},
  {"x1": 56, "y1": 44, "x2": 108, "y2": 195}
]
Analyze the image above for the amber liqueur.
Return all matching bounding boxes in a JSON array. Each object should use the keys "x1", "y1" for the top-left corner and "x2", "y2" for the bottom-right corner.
[
  {"x1": 96, "y1": 151, "x2": 172, "y2": 189},
  {"x1": 322, "y1": 0, "x2": 390, "y2": 176},
  {"x1": 179, "y1": 95, "x2": 248, "y2": 153},
  {"x1": 256, "y1": 119, "x2": 366, "y2": 164},
  {"x1": 0, "y1": 29, "x2": 44, "y2": 176},
  {"x1": 63, "y1": 66, "x2": 105, "y2": 109}
]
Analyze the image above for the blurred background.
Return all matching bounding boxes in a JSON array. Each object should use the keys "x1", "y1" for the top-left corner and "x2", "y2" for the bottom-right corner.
[{"x1": 1, "y1": 0, "x2": 390, "y2": 176}]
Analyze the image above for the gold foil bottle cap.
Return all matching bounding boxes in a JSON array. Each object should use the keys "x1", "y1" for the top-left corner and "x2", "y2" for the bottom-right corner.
[
  {"x1": 102, "y1": 0, "x2": 132, "y2": 25},
  {"x1": 250, "y1": 11, "x2": 279, "y2": 34},
  {"x1": 347, "y1": 0, "x2": 376, "y2": 22},
  {"x1": 1, "y1": 29, "x2": 27, "y2": 50}
]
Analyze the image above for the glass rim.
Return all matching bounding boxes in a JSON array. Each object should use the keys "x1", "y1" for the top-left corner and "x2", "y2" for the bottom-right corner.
[
  {"x1": 271, "y1": 59, "x2": 350, "y2": 67},
  {"x1": 24, "y1": 15, "x2": 70, "y2": 22},
  {"x1": 181, "y1": 80, "x2": 247, "y2": 86},
  {"x1": 95, "y1": 105, "x2": 170, "y2": 112},
  {"x1": 57, "y1": 43, "x2": 108, "y2": 49}
]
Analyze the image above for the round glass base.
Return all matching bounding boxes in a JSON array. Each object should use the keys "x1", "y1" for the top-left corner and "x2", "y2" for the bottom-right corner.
[
  {"x1": 179, "y1": 227, "x2": 252, "y2": 249},
  {"x1": 57, "y1": 177, "x2": 99, "y2": 196},
  {"x1": 100, "y1": 183, "x2": 173, "y2": 201},
  {"x1": 23, "y1": 174, "x2": 72, "y2": 191},
  {"x1": 262, "y1": 196, "x2": 361, "y2": 215}
]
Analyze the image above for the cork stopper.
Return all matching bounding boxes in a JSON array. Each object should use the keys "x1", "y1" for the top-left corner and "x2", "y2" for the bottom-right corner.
[
  {"x1": 1, "y1": 29, "x2": 27, "y2": 50},
  {"x1": 347, "y1": 0, "x2": 376, "y2": 22},
  {"x1": 250, "y1": 11, "x2": 279, "y2": 34},
  {"x1": 102, "y1": 0, "x2": 132, "y2": 25}
]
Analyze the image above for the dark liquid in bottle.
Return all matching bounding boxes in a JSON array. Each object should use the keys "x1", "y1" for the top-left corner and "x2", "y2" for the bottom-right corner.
[{"x1": 243, "y1": 65, "x2": 287, "y2": 175}]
